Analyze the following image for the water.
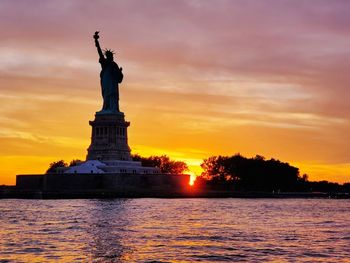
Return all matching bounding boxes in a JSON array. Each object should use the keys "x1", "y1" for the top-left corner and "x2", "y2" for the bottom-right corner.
[{"x1": 0, "y1": 199, "x2": 349, "y2": 262}]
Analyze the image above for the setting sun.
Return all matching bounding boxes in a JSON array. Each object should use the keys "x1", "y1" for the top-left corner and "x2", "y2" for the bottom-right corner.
[{"x1": 188, "y1": 171, "x2": 197, "y2": 186}]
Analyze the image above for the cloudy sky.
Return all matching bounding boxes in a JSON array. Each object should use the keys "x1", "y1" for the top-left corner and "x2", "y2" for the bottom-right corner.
[{"x1": 1, "y1": 0, "x2": 350, "y2": 184}]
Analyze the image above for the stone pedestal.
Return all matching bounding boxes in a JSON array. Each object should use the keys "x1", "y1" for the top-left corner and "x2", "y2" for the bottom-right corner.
[{"x1": 86, "y1": 112, "x2": 132, "y2": 161}]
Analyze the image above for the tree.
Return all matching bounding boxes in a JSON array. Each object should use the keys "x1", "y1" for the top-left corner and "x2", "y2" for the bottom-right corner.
[
  {"x1": 200, "y1": 154, "x2": 303, "y2": 191},
  {"x1": 132, "y1": 154, "x2": 188, "y2": 174},
  {"x1": 69, "y1": 159, "x2": 83, "y2": 167},
  {"x1": 201, "y1": 155, "x2": 237, "y2": 182},
  {"x1": 46, "y1": 160, "x2": 68, "y2": 174},
  {"x1": 200, "y1": 154, "x2": 249, "y2": 183}
]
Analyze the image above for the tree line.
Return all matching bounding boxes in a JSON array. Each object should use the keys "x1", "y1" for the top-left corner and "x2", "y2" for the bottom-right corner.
[
  {"x1": 197, "y1": 154, "x2": 350, "y2": 193},
  {"x1": 131, "y1": 154, "x2": 188, "y2": 174}
]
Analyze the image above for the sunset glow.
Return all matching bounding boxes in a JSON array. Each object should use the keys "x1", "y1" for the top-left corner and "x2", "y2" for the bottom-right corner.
[
  {"x1": 1, "y1": 1, "x2": 350, "y2": 185},
  {"x1": 188, "y1": 171, "x2": 197, "y2": 186}
]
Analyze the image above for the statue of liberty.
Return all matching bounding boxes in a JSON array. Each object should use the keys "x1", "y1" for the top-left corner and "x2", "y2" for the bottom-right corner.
[{"x1": 93, "y1": 31, "x2": 123, "y2": 113}]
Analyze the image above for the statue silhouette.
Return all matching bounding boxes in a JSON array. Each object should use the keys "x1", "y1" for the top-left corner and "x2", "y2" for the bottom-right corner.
[{"x1": 94, "y1": 31, "x2": 123, "y2": 113}]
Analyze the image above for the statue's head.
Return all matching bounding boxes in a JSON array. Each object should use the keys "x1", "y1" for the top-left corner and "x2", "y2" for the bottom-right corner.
[{"x1": 104, "y1": 49, "x2": 115, "y2": 61}]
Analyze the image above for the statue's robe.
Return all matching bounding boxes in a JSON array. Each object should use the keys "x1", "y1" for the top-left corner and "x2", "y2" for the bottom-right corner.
[{"x1": 99, "y1": 57, "x2": 123, "y2": 112}]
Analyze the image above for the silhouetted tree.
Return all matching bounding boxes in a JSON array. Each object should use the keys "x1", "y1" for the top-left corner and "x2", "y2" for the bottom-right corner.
[
  {"x1": 201, "y1": 155, "x2": 240, "y2": 182},
  {"x1": 132, "y1": 154, "x2": 188, "y2": 174},
  {"x1": 46, "y1": 160, "x2": 68, "y2": 174},
  {"x1": 69, "y1": 159, "x2": 83, "y2": 167},
  {"x1": 301, "y1": 174, "x2": 309, "y2": 181},
  {"x1": 200, "y1": 154, "x2": 303, "y2": 191}
]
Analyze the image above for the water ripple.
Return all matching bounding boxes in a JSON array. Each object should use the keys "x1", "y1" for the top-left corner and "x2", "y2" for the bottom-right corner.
[{"x1": 0, "y1": 199, "x2": 349, "y2": 262}]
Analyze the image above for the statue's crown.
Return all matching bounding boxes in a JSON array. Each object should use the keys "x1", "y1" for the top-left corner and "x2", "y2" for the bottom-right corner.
[{"x1": 104, "y1": 49, "x2": 115, "y2": 56}]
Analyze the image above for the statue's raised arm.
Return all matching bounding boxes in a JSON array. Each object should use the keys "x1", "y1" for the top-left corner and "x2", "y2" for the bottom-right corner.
[{"x1": 93, "y1": 31, "x2": 104, "y2": 60}]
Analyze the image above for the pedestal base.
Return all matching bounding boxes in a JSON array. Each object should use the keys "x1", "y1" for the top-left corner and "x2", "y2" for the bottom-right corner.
[{"x1": 86, "y1": 112, "x2": 132, "y2": 161}]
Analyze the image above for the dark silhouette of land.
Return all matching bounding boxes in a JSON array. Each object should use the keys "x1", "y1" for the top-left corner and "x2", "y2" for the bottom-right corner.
[
  {"x1": 1, "y1": 153, "x2": 349, "y2": 199},
  {"x1": 196, "y1": 154, "x2": 350, "y2": 194},
  {"x1": 41, "y1": 154, "x2": 350, "y2": 194}
]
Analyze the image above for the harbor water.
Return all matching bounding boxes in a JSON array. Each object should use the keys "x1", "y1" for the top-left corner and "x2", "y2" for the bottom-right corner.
[{"x1": 0, "y1": 199, "x2": 349, "y2": 262}]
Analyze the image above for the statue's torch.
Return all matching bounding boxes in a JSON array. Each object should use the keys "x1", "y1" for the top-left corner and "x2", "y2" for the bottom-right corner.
[{"x1": 94, "y1": 31, "x2": 99, "y2": 40}]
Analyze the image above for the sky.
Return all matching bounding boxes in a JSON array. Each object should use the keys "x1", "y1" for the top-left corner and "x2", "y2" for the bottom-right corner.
[{"x1": 0, "y1": 0, "x2": 350, "y2": 185}]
